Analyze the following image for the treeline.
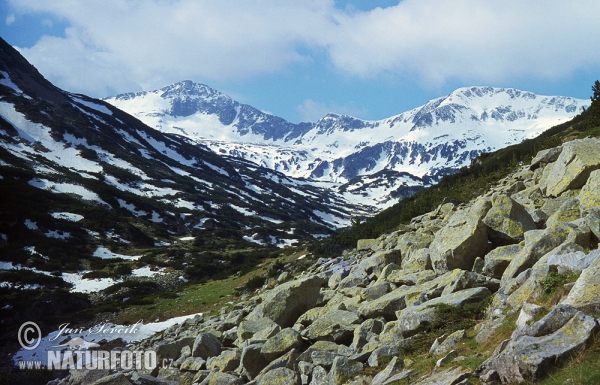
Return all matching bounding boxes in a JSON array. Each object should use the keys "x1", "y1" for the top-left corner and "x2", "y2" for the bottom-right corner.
[{"x1": 309, "y1": 82, "x2": 600, "y2": 258}]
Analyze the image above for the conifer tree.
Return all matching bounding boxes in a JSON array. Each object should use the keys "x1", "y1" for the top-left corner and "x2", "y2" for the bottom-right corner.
[{"x1": 585, "y1": 80, "x2": 600, "y2": 129}]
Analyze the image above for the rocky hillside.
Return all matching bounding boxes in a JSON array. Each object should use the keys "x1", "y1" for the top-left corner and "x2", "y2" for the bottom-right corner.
[{"x1": 48, "y1": 137, "x2": 600, "y2": 384}]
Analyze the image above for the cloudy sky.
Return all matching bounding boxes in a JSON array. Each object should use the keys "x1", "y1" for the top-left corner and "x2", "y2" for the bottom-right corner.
[{"x1": 1, "y1": 0, "x2": 599, "y2": 123}]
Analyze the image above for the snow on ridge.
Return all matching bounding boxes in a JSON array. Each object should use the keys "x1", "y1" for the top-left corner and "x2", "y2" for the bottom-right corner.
[{"x1": 72, "y1": 96, "x2": 113, "y2": 116}]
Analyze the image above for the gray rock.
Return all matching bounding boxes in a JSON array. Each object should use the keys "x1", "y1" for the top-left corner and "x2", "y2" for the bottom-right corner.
[
  {"x1": 91, "y1": 373, "x2": 130, "y2": 385},
  {"x1": 155, "y1": 337, "x2": 194, "y2": 363},
  {"x1": 371, "y1": 356, "x2": 404, "y2": 385},
  {"x1": 530, "y1": 147, "x2": 562, "y2": 170},
  {"x1": 328, "y1": 356, "x2": 363, "y2": 384},
  {"x1": 483, "y1": 193, "x2": 537, "y2": 245},
  {"x1": 206, "y1": 348, "x2": 241, "y2": 372},
  {"x1": 563, "y1": 252, "x2": 600, "y2": 314},
  {"x1": 180, "y1": 356, "x2": 206, "y2": 371},
  {"x1": 541, "y1": 137, "x2": 600, "y2": 197},
  {"x1": 309, "y1": 366, "x2": 329, "y2": 385},
  {"x1": 240, "y1": 343, "x2": 269, "y2": 380},
  {"x1": 238, "y1": 317, "x2": 280, "y2": 341},
  {"x1": 580, "y1": 169, "x2": 600, "y2": 215},
  {"x1": 257, "y1": 367, "x2": 299, "y2": 385},
  {"x1": 261, "y1": 328, "x2": 304, "y2": 361},
  {"x1": 477, "y1": 305, "x2": 599, "y2": 383},
  {"x1": 429, "y1": 198, "x2": 492, "y2": 274},
  {"x1": 199, "y1": 372, "x2": 243, "y2": 385},
  {"x1": 483, "y1": 244, "x2": 522, "y2": 279},
  {"x1": 246, "y1": 276, "x2": 326, "y2": 327},
  {"x1": 430, "y1": 330, "x2": 466, "y2": 356},
  {"x1": 192, "y1": 333, "x2": 222, "y2": 359},
  {"x1": 395, "y1": 288, "x2": 491, "y2": 338}
]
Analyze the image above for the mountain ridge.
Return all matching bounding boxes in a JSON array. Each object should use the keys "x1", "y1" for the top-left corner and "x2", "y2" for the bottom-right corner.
[{"x1": 105, "y1": 81, "x2": 589, "y2": 209}]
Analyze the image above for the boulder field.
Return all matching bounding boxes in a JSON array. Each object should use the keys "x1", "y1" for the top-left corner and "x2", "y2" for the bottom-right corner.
[{"x1": 54, "y1": 138, "x2": 600, "y2": 385}]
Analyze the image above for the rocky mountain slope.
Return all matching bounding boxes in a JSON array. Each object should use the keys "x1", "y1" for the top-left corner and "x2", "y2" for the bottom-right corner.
[
  {"x1": 105, "y1": 82, "x2": 589, "y2": 208},
  {"x1": 47, "y1": 136, "x2": 600, "y2": 384},
  {"x1": 0, "y1": 36, "x2": 370, "y2": 271}
]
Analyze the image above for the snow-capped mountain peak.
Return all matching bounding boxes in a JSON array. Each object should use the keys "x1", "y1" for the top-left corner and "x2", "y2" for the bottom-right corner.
[{"x1": 105, "y1": 83, "x2": 589, "y2": 210}]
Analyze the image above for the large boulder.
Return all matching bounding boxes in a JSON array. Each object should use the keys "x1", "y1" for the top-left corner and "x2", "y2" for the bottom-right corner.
[
  {"x1": 541, "y1": 137, "x2": 600, "y2": 197},
  {"x1": 246, "y1": 276, "x2": 326, "y2": 327},
  {"x1": 501, "y1": 222, "x2": 579, "y2": 284},
  {"x1": 206, "y1": 348, "x2": 241, "y2": 372},
  {"x1": 239, "y1": 343, "x2": 269, "y2": 380},
  {"x1": 261, "y1": 328, "x2": 304, "y2": 361},
  {"x1": 328, "y1": 356, "x2": 363, "y2": 384},
  {"x1": 256, "y1": 367, "x2": 299, "y2": 385},
  {"x1": 482, "y1": 244, "x2": 522, "y2": 279},
  {"x1": 395, "y1": 231, "x2": 434, "y2": 262},
  {"x1": 429, "y1": 198, "x2": 492, "y2": 274},
  {"x1": 563, "y1": 251, "x2": 600, "y2": 314},
  {"x1": 482, "y1": 193, "x2": 537, "y2": 245},
  {"x1": 579, "y1": 169, "x2": 600, "y2": 215},
  {"x1": 192, "y1": 333, "x2": 222, "y2": 360},
  {"x1": 394, "y1": 287, "x2": 491, "y2": 338}
]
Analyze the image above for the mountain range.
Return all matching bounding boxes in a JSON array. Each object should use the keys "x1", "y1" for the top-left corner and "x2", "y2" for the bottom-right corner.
[{"x1": 105, "y1": 81, "x2": 589, "y2": 208}]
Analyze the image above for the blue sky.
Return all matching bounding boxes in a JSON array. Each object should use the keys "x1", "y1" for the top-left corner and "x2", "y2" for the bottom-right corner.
[{"x1": 1, "y1": 0, "x2": 599, "y2": 123}]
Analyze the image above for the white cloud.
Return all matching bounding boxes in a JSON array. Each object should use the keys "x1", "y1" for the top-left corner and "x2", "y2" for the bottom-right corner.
[
  {"x1": 7, "y1": 0, "x2": 600, "y2": 97},
  {"x1": 5, "y1": 13, "x2": 15, "y2": 25}
]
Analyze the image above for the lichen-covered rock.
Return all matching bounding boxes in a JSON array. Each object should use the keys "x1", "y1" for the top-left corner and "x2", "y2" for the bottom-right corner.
[
  {"x1": 261, "y1": 328, "x2": 304, "y2": 361},
  {"x1": 237, "y1": 317, "x2": 280, "y2": 341},
  {"x1": 395, "y1": 231, "x2": 434, "y2": 262},
  {"x1": 482, "y1": 193, "x2": 536, "y2": 244},
  {"x1": 206, "y1": 348, "x2": 241, "y2": 372},
  {"x1": 483, "y1": 244, "x2": 522, "y2": 279},
  {"x1": 545, "y1": 198, "x2": 581, "y2": 228},
  {"x1": 179, "y1": 356, "x2": 206, "y2": 371},
  {"x1": 246, "y1": 276, "x2": 326, "y2": 327},
  {"x1": 371, "y1": 356, "x2": 404, "y2": 385},
  {"x1": 309, "y1": 366, "x2": 329, "y2": 385},
  {"x1": 501, "y1": 222, "x2": 578, "y2": 284},
  {"x1": 429, "y1": 198, "x2": 492, "y2": 274},
  {"x1": 349, "y1": 318, "x2": 384, "y2": 352},
  {"x1": 401, "y1": 247, "x2": 432, "y2": 271},
  {"x1": 529, "y1": 146, "x2": 562, "y2": 170},
  {"x1": 192, "y1": 333, "x2": 222, "y2": 360},
  {"x1": 357, "y1": 238, "x2": 378, "y2": 251},
  {"x1": 541, "y1": 137, "x2": 600, "y2": 197},
  {"x1": 91, "y1": 373, "x2": 130, "y2": 385},
  {"x1": 477, "y1": 305, "x2": 598, "y2": 383},
  {"x1": 239, "y1": 343, "x2": 269, "y2": 380},
  {"x1": 328, "y1": 356, "x2": 363, "y2": 384},
  {"x1": 257, "y1": 367, "x2": 299, "y2": 385},
  {"x1": 155, "y1": 337, "x2": 194, "y2": 363},
  {"x1": 412, "y1": 367, "x2": 471, "y2": 385},
  {"x1": 395, "y1": 287, "x2": 491, "y2": 338},
  {"x1": 430, "y1": 329, "x2": 466, "y2": 356},
  {"x1": 563, "y1": 252, "x2": 600, "y2": 314},
  {"x1": 201, "y1": 372, "x2": 244, "y2": 385},
  {"x1": 579, "y1": 169, "x2": 600, "y2": 215}
]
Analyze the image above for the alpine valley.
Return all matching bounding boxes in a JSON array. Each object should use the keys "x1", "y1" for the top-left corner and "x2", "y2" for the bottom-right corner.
[
  {"x1": 105, "y1": 81, "x2": 589, "y2": 209},
  {"x1": 1, "y1": 33, "x2": 599, "y2": 384}
]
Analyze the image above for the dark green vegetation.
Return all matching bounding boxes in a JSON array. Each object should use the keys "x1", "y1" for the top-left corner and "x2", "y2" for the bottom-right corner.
[{"x1": 310, "y1": 83, "x2": 600, "y2": 258}]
